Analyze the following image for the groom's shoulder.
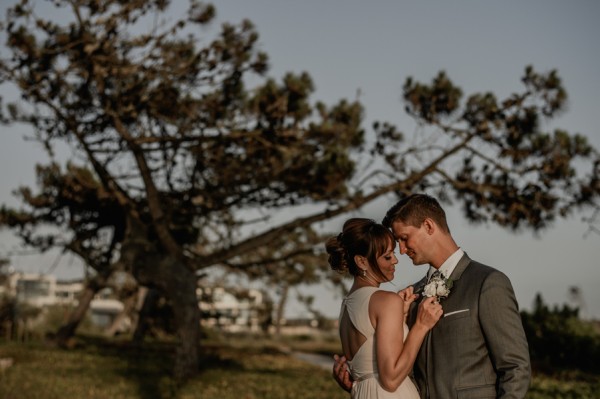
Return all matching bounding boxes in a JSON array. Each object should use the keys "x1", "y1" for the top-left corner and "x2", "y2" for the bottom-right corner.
[
  {"x1": 465, "y1": 258, "x2": 503, "y2": 277},
  {"x1": 465, "y1": 258, "x2": 513, "y2": 285}
]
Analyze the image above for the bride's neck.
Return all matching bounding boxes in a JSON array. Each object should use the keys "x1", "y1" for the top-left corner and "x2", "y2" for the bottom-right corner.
[{"x1": 353, "y1": 272, "x2": 381, "y2": 290}]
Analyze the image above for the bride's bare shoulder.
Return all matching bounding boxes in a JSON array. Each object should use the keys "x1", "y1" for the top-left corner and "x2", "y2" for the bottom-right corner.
[{"x1": 371, "y1": 289, "x2": 404, "y2": 308}]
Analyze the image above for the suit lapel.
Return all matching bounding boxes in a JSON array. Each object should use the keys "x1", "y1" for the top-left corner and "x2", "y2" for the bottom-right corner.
[
  {"x1": 407, "y1": 275, "x2": 428, "y2": 328},
  {"x1": 449, "y1": 253, "x2": 472, "y2": 281},
  {"x1": 413, "y1": 275, "x2": 429, "y2": 297},
  {"x1": 409, "y1": 254, "x2": 472, "y2": 326}
]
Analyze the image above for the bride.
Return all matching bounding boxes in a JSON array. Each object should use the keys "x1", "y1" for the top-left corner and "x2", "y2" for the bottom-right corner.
[{"x1": 326, "y1": 218, "x2": 442, "y2": 398}]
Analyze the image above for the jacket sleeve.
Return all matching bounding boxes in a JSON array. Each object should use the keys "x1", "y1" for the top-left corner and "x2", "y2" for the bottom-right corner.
[{"x1": 479, "y1": 271, "x2": 531, "y2": 399}]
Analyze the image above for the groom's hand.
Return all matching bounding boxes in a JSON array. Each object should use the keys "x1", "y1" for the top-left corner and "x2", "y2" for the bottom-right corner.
[{"x1": 332, "y1": 354, "x2": 352, "y2": 392}]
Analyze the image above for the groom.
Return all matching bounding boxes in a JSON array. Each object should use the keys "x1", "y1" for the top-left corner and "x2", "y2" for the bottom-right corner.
[{"x1": 333, "y1": 194, "x2": 531, "y2": 398}]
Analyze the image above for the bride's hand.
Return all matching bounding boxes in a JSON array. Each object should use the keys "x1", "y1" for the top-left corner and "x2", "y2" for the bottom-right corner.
[
  {"x1": 397, "y1": 286, "x2": 418, "y2": 315},
  {"x1": 415, "y1": 296, "x2": 443, "y2": 330}
]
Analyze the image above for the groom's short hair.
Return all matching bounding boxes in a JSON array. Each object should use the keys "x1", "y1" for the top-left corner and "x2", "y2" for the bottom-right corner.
[{"x1": 382, "y1": 193, "x2": 450, "y2": 233}]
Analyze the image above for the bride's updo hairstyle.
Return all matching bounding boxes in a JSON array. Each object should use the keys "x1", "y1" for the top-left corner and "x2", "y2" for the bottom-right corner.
[{"x1": 325, "y1": 218, "x2": 396, "y2": 282}]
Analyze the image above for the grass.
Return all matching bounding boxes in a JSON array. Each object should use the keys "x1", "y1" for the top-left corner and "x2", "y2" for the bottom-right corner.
[
  {"x1": 0, "y1": 334, "x2": 598, "y2": 399},
  {"x1": 0, "y1": 335, "x2": 347, "y2": 399}
]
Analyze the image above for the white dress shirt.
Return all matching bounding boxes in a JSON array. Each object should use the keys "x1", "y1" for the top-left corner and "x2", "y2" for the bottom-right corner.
[{"x1": 427, "y1": 248, "x2": 464, "y2": 280}]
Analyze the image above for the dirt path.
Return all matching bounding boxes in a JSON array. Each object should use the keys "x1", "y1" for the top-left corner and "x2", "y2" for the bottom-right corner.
[{"x1": 292, "y1": 352, "x2": 333, "y2": 371}]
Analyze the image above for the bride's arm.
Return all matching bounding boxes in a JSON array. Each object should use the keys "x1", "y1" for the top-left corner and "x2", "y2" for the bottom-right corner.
[{"x1": 372, "y1": 293, "x2": 440, "y2": 392}]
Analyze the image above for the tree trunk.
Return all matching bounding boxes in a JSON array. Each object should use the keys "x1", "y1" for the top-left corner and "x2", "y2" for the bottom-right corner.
[
  {"x1": 167, "y1": 260, "x2": 201, "y2": 381},
  {"x1": 132, "y1": 287, "x2": 160, "y2": 343},
  {"x1": 136, "y1": 255, "x2": 201, "y2": 381},
  {"x1": 274, "y1": 283, "x2": 289, "y2": 338},
  {"x1": 54, "y1": 273, "x2": 109, "y2": 346},
  {"x1": 55, "y1": 284, "x2": 98, "y2": 347},
  {"x1": 105, "y1": 289, "x2": 139, "y2": 337}
]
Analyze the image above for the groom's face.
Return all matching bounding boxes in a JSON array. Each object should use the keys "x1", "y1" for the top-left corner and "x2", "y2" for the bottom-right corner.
[{"x1": 390, "y1": 220, "x2": 431, "y2": 266}]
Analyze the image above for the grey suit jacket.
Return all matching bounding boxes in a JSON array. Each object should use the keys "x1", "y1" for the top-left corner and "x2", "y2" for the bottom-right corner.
[{"x1": 408, "y1": 253, "x2": 531, "y2": 399}]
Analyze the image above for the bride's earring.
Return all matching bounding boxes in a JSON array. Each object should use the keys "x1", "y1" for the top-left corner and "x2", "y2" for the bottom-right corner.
[{"x1": 361, "y1": 268, "x2": 367, "y2": 277}]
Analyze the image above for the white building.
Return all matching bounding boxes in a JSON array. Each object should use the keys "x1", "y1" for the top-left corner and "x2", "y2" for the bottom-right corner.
[
  {"x1": 3, "y1": 273, "x2": 268, "y2": 333},
  {"x1": 5, "y1": 273, "x2": 59, "y2": 307},
  {"x1": 3, "y1": 273, "x2": 123, "y2": 328},
  {"x1": 197, "y1": 286, "x2": 266, "y2": 332}
]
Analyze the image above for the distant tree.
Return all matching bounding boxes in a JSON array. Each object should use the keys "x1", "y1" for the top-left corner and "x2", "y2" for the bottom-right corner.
[
  {"x1": 0, "y1": 258, "x2": 8, "y2": 282},
  {"x1": 0, "y1": 258, "x2": 14, "y2": 339},
  {"x1": 583, "y1": 207, "x2": 600, "y2": 237},
  {"x1": 521, "y1": 293, "x2": 600, "y2": 374},
  {"x1": 0, "y1": 0, "x2": 598, "y2": 380},
  {"x1": 221, "y1": 226, "x2": 332, "y2": 336}
]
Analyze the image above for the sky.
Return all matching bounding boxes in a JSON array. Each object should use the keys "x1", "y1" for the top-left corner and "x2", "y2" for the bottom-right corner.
[{"x1": 1, "y1": 1, "x2": 599, "y2": 319}]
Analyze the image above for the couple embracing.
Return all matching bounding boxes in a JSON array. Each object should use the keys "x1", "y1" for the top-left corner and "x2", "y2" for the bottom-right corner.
[{"x1": 326, "y1": 194, "x2": 531, "y2": 399}]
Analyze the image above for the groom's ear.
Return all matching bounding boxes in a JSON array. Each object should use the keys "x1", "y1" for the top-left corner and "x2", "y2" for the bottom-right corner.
[{"x1": 423, "y1": 218, "x2": 436, "y2": 235}]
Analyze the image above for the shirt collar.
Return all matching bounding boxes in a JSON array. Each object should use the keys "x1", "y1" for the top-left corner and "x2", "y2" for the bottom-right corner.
[{"x1": 428, "y1": 248, "x2": 464, "y2": 279}]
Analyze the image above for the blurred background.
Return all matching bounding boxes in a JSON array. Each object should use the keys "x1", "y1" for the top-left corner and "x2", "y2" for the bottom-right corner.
[
  {"x1": 2, "y1": 0, "x2": 598, "y2": 319},
  {"x1": 0, "y1": 1, "x2": 598, "y2": 398}
]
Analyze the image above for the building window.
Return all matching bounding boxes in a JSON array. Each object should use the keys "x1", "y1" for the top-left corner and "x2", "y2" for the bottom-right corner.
[{"x1": 16, "y1": 280, "x2": 51, "y2": 301}]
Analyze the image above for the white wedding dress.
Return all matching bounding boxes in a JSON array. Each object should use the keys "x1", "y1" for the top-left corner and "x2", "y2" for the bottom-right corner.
[{"x1": 340, "y1": 287, "x2": 420, "y2": 399}]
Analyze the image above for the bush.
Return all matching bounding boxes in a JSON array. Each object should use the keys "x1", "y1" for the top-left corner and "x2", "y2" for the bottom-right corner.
[{"x1": 521, "y1": 293, "x2": 600, "y2": 374}]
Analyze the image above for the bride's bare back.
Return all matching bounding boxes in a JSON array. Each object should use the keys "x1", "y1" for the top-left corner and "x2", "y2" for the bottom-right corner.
[{"x1": 339, "y1": 306, "x2": 367, "y2": 361}]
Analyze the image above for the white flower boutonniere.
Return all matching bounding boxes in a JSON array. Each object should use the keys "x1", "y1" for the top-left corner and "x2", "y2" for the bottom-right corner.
[{"x1": 423, "y1": 272, "x2": 453, "y2": 301}]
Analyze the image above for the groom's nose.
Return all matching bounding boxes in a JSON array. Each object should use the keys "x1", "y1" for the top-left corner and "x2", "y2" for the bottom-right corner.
[{"x1": 398, "y1": 242, "x2": 408, "y2": 254}]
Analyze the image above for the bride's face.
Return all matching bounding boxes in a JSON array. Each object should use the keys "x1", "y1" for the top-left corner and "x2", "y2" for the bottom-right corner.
[{"x1": 375, "y1": 241, "x2": 398, "y2": 282}]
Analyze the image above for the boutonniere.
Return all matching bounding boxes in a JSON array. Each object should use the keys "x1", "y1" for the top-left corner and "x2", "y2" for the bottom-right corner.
[{"x1": 423, "y1": 272, "x2": 453, "y2": 301}]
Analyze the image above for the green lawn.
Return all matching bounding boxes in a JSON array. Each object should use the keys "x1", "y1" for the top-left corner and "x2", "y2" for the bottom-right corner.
[
  {"x1": 0, "y1": 335, "x2": 597, "y2": 399},
  {"x1": 0, "y1": 336, "x2": 346, "y2": 399}
]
